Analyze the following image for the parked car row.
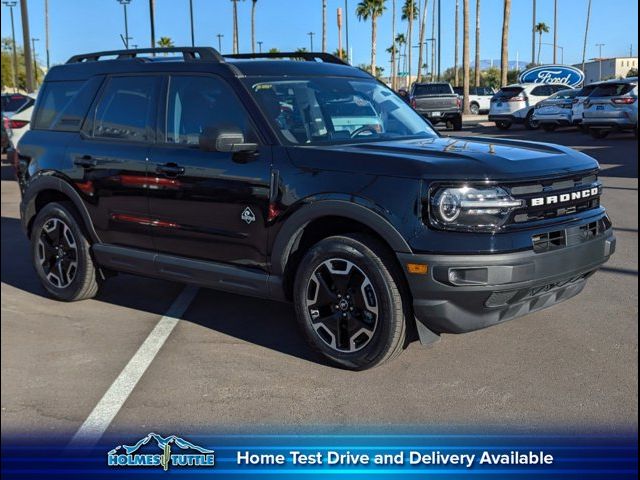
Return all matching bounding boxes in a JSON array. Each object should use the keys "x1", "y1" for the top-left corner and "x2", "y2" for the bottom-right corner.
[{"x1": 488, "y1": 77, "x2": 637, "y2": 138}]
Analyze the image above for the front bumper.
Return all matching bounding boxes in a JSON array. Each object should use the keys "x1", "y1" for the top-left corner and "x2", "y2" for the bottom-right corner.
[{"x1": 398, "y1": 227, "x2": 615, "y2": 334}]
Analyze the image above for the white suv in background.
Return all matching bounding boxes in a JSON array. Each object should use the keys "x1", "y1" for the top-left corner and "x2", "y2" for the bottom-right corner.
[
  {"x1": 489, "y1": 83, "x2": 572, "y2": 130},
  {"x1": 583, "y1": 77, "x2": 638, "y2": 138},
  {"x1": 453, "y1": 86, "x2": 495, "y2": 115}
]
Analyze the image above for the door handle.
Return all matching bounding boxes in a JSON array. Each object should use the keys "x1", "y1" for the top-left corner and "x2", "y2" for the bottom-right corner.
[
  {"x1": 74, "y1": 155, "x2": 100, "y2": 168},
  {"x1": 156, "y1": 163, "x2": 185, "y2": 176}
]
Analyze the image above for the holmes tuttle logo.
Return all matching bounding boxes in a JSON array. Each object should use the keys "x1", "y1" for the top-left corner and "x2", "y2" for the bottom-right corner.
[
  {"x1": 107, "y1": 433, "x2": 215, "y2": 471},
  {"x1": 519, "y1": 65, "x2": 585, "y2": 88}
]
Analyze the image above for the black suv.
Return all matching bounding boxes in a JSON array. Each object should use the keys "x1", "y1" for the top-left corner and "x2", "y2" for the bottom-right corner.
[{"x1": 16, "y1": 47, "x2": 615, "y2": 370}]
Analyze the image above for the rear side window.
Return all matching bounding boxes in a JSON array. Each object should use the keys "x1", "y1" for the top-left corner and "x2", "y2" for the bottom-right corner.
[
  {"x1": 590, "y1": 83, "x2": 636, "y2": 97},
  {"x1": 1, "y1": 94, "x2": 33, "y2": 113},
  {"x1": 531, "y1": 85, "x2": 552, "y2": 96},
  {"x1": 412, "y1": 84, "x2": 452, "y2": 96},
  {"x1": 495, "y1": 87, "x2": 523, "y2": 99},
  {"x1": 93, "y1": 76, "x2": 159, "y2": 142},
  {"x1": 33, "y1": 78, "x2": 102, "y2": 131}
]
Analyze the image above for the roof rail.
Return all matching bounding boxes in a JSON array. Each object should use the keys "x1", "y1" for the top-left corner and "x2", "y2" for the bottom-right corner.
[
  {"x1": 225, "y1": 52, "x2": 349, "y2": 66},
  {"x1": 66, "y1": 47, "x2": 224, "y2": 64}
]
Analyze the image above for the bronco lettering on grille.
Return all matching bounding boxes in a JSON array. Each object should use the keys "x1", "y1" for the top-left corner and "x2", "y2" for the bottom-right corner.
[{"x1": 530, "y1": 187, "x2": 601, "y2": 207}]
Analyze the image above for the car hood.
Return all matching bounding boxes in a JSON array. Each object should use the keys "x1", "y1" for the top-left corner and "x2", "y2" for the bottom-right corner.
[{"x1": 287, "y1": 136, "x2": 599, "y2": 181}]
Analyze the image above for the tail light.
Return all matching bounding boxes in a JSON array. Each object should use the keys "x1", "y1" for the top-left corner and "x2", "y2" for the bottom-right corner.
[
  {"x1": 8, "y1": 119, "x2": 29, "y2": 129},
  {"x1": 506, "y1": 95, "x2": 526, "y2": 102},
  {"x1": 612, "y1": 97, "x2": 636, "y2": 105},
  {"x1": 456, "y1": 97, "x2": 462, "y2": 109},
  {"x1": 3, "y1": 116, "x2": 9, "y2": 130}
]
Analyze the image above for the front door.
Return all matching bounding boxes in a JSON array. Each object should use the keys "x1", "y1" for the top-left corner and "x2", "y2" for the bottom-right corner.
[
  {"x1": 67, "y1": 75, "x2": 161, "y2": 250},
  {"x1": 146, "y1": 74, "x2": 271, "y2": 269}
]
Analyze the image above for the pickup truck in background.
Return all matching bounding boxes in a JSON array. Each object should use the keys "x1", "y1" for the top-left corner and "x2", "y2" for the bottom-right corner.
[
  {"x1": 453, "y1": 86, "x2": 496, "y2": 115},
  {"x1": 410, "y1": 82, "x2": 463, "y2": 130}
]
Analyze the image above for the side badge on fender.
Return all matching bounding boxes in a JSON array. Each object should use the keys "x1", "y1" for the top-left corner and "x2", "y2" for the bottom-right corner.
[{"x1": 241, "y1": 207, "x2": 256, "y2": 225}]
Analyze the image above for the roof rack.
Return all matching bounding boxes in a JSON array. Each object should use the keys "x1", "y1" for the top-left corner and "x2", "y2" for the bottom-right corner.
[
  {"x1": 66, "y1": 47, "x2": 225, "y2": 64},
  {"x1": 225, "y1": 52, "x2": 349, "y2": 66}
]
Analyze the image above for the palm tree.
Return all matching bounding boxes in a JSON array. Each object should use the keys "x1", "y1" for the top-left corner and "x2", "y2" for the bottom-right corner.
[
  {"x1": 581, "y1": 0, "x2": 592, "y2": 72},
  {"x1": 401, "y1": 0, "x2": 418, "y2": 84},
  {"x1": 417, "y1": 0, "x2": 428, "y2": 81},
  {"x1": 462, "y1": 0, "x2": 470, "y2": 114},
  {"x1": 157, "y1": 36, "x2": 174, "y2": 55},
  {"x1": 356, "y1": 0, "x2": 387, "y2": 76},
  {"x1": 251, "y1": 0, "x2": 258, "y2": 53},
  {"x1": 534, "y1": 22, "x2": 549, "y2": 64},
  {"x1": 474, "y1": 0, "x2": 480, "y2": 87},
  {"x1": 391, "y1": 0, "x2": 396, "y2": 89},
  {"x1": 231, "y1": 0, "x2": 243, "y2": 54},
  {"x1": 395, "y1": 33, "x2": 406, "y2": 78},
  {"x1": 454, "y1": 0, "x2": 459, "y2": 86},
  {"x1": 322, "y1": 0, "x2": 327, "y2": 52},
  {"x1": 500, "y1": 0, "x2": 511, "y2": 86}
]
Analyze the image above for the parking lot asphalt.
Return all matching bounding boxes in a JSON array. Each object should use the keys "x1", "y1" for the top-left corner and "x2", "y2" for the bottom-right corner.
[{"x1": 1, "y1": 124, "x2": 637, "y2": 442}]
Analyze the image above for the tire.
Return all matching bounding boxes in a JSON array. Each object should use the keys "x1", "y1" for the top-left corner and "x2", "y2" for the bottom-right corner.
[
  {"x1": 31, "y1": 201, "x2": 99, "y2": 302},
  {"x1": 451, "y1": 115, "x2": 463, "y2": 131},
  {"x1": 293, "y1": 233, "x2": 407, "y2": 370},
  {"x1": 495, "y1": 121, "x2": 511, "y2": 130},
  {"x1": 590, "y1": 129, "x2": 609, "y2": 139},
  {"x1": 541, "y1": 123, "x2": 557, "y2": 132},
  {"x1": 524, "y1": 110, "x2": 539, "y2": 130},
  {"x1": 579, "y1": 124, "x2": 589, "y2": 134},
  {"x1": 470, "y1": 102, "x2": 480, "y2": 115}
]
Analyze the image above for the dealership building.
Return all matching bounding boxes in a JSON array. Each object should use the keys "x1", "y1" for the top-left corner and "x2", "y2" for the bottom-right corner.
[{"x1": 574, "y1": 57, "x2": 638, "y2": 83}]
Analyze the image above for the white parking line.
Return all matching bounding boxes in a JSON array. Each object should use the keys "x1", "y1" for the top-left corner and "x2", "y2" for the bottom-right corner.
[{"x1": 68, "y1": 285, "x2": 200, "y2": 448}]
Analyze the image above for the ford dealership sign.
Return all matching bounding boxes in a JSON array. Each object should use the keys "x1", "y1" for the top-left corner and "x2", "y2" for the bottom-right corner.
[{"x1": 518, "y1": 65, "x2": 584, "y2": 88}]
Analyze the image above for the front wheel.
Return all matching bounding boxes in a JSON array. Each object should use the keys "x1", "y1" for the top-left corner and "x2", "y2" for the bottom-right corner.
[
  {"x1": 31, "y1": 202, "x2": 100, "y2": 301},
  {"x1": 293, "y1": 234, "x2": 407, "y2": 370},
  {"x1": 495, "y1": 121, "x2": 512, "y2": 130}
]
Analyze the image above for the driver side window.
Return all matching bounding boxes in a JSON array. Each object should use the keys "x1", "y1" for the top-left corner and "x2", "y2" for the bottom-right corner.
[{"x1": 166, "y1": 75, "x2": 255, "y2": 145}]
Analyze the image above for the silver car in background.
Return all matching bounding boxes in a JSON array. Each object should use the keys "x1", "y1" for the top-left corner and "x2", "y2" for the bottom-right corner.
[
  {"x1": 583, "y1": 77, "x2": 638, "y2": 139},
  {"x1": 532, "y1": 88, "x2": 581, "y2": 131},
  {"x1": 572, "y1": 82, "x2": 602, "y2": 130}
]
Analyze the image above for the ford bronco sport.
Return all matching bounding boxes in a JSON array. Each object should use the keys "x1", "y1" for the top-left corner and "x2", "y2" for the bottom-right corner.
[{"x1": 16, "y1": 47, "x2": 615, "y2": 370}]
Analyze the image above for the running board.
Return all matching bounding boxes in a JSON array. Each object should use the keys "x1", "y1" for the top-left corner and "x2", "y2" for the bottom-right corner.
[{"x1": 92, "y1": 244, "x2": 286, "y2": 301}]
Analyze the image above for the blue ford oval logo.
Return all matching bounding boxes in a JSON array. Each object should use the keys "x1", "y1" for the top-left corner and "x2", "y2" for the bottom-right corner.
[{"x1": 519, "y1": 65, "x2": 585, "y2": 88}]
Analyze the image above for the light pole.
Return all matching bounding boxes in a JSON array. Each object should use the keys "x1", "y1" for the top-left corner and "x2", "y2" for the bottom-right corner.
[
  {"x1": 2, "y1": 1, "x2": 18, "y2": 92},
  {"x1": 344, "y1": 0, "x2": 349, "y2": 62},
  {"x1": 188, "y1": 0, "x2": 195, "y2": 47},
  {"x1": 117, "y1": 0, "x2": 131, "y2": 49},
  {"x1": 217, "y1": 34, "x2": 224, "y2": 52},
  {"x1": 44, "y1": 0, "x2": 50, "y2": 69},
  {"x1": 553, "y1": 0, "x2": 558, "y2": 64},
  {"x1": 541, "y1": 42, "x2": 563, "y2": 64},
  {"x1": 31, "y1": 37, "x2": 39, "y2": 84},
  {"x1": 257, "y1": 41, "x2": 263, "y2": 53},
  {"x1": 307, "y1": 32, "x2": 315, "y2": 51},
  {"x1": 596, "y1": 43, "x2": 605, "y2": 80},
  {"x1": 149, "y1": 0, "x2": 156, "y2": 51}
]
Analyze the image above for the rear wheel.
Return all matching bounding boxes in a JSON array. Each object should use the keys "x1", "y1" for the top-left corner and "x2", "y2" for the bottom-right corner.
[
  {"x1": 451, "y1": 115, "x2": 463, "y2": 131},
  {"x1": 495, "y1": 121, "x2": 511, "y2": 130},
  {"x1": 31, "y1": 202, "x2": 99, "y2": 301},
  {"x1": 293, "y1": 234, "x2": 407, "y2": 370},
  {"x1": 542, "y1": 123, "x2": 557, "y2": 132},
  {"x1": 524, "y1": 110, "x2": 539, "y2": 130},
  {"x1": 590, "y1": 129, "x2": 610, "y2": 139}
]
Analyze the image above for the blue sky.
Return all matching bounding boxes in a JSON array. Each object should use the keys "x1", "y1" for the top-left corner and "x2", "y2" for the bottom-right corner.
[{"x1": 1, "y1": 0, "x2": 637, "y2": 71}]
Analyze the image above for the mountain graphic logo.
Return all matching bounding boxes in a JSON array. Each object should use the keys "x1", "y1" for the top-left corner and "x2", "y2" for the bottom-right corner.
[{"x1": 108, "y1": 433, "x2": 215, "y2": 471}]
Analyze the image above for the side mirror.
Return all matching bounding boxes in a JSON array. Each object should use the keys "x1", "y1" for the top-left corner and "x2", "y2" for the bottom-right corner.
[{"x1": 199, "y1": 126, "x2": 258, "y2": 153}]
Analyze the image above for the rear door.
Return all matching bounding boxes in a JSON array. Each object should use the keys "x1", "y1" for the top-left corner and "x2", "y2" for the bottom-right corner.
[
  {"x1": 66, "y1": 75, "x2": 161, "y2": 250},
  {"x1": 146, "y1": 74, "x2": 271, "y2": 269}
]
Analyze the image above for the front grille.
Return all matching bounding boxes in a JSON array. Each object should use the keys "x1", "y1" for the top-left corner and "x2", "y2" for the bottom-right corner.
[
  {"x1": 532, "y1": 217, "x2": 611, "y2": 253},
  {"x1": 506, "y1": 173, "x2": 601, "y2": 225}
]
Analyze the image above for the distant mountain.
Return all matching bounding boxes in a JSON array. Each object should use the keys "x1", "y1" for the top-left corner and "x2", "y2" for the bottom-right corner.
[{"x1": 108, "y1": 433, "x2": 214, "y2": 455}]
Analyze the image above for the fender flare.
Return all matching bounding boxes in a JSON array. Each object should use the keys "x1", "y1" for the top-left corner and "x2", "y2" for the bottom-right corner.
[
  {"x1": 270, "y1": 199, "x2": 412, "y2": 276},
  {"x1": 21, "y1": 175, "x2": 101, "y2": 243}
]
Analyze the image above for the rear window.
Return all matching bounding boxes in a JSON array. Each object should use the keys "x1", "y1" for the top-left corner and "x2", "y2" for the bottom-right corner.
[
  {"x1": 33, "y1": 78, "x2": 103, "y2": 131},
  {"x1": 578, "y1": 85, "x2": 599, "y2": 96},
  {"x1": 1, "y1": 94, "x2": 33, "y2": 113},
  {"x1": 590, "y1": 83, "x2": 636, "y2": 97},
  {"x1": 412, "y1": 84, "x2": 453, "y2": 96},
  {"x1": 495, "y1": 87, "x2": 524, "y2": 99}
]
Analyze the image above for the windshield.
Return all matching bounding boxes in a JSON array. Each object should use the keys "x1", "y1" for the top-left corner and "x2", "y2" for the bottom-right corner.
[{"x1": 245, "y1": 77, "x2": 437, "y2": 145}]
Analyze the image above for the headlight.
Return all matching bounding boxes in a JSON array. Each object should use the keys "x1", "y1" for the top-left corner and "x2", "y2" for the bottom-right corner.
[{"x1": 430, "y1": 186, "x2": 524, "y2": 232}]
